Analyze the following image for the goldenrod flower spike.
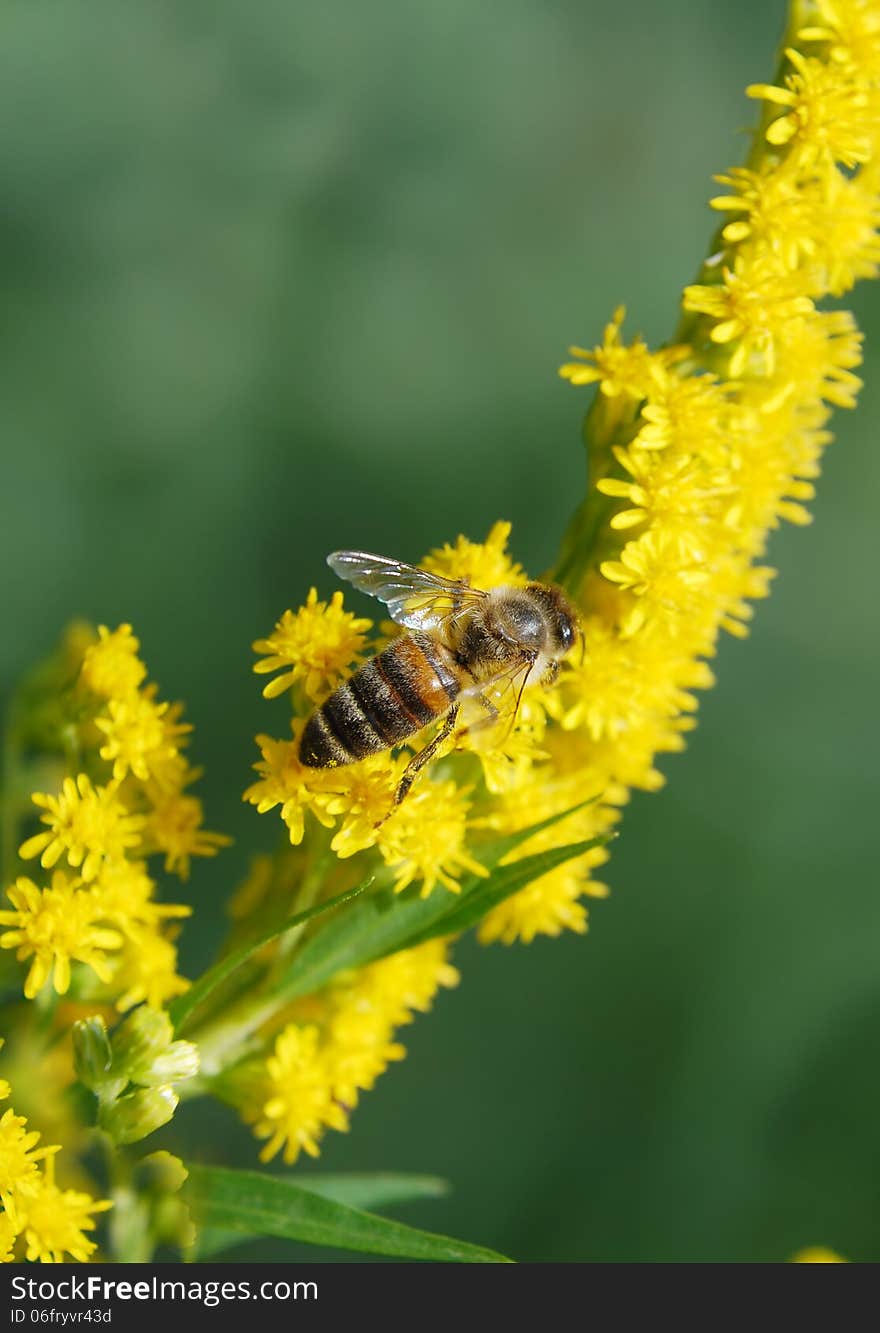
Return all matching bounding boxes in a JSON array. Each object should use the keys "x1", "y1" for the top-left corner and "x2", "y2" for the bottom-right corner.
[
  {"x1": 223, "y1": 942, "x2": 458, "y2": 1165},
  {"x1": 4, "y1": 1, "x2": 880, "y2": 1258}
]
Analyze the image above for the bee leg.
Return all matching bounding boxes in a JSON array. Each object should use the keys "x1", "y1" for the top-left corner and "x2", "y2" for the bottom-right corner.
[
  {"x1": 453, "y1": 691, "x2": 498, "y2": 744},
  {"x1": 379, "y1": 706, "x2": 460, "y2": 823}
]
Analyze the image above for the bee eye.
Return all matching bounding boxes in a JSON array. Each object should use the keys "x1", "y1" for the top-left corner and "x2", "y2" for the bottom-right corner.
[{"x1": 558, "y1": 617, "x2": 576, "y2": 651}]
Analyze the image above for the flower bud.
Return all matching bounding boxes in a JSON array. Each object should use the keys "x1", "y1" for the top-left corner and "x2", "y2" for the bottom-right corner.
[
  {"x1": 110, "y1": 1007, "x2": 174, "y2": 1084},
  {"x1": 100, "y1": 1085, "x2": 179, "y2": 1144},
  {"x1": 109, "y1": 1007, "x2": 199, "y2": 1088},
  {"x1": 134, "y1": 1150, "x2": 189, "y2": 1195},
  {"x1": 73, "y1": 1016, "x2": 126, "y2": 1099},
  {"x1": 141, "y1": 1040, "x2": 200, "y2": 1087}
]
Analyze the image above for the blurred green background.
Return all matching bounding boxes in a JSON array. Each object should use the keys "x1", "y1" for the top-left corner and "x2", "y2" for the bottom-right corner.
[{"x1": 2, "y1": 0, "x2": 879, "y2": 1263}]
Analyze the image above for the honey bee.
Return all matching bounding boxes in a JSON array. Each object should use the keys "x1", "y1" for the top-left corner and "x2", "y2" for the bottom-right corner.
[{"x1": 299, "y1": 550, "x2": 579, "y2": 809}]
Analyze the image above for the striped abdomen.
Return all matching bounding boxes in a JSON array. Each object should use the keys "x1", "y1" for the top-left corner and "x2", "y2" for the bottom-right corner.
[{"x1": 299, "y1": 632, "x2": 461, "y2": 768}]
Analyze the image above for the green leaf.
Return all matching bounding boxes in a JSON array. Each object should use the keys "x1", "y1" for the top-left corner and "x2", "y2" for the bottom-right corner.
[
  {"x1": 295, "y1": 1171, "x2": 450, "y2": 1210},
  {"x1": 193, "y1": 1172, "x2": 450, "y2": 1258},
  {"x1": 473, "y1": 793, "x2": 601, "y2": 866},
  {"x1": 401, "y1": 835, "x2": 610, "y2": 947},
  {"x1": 183, "y1": 1165, "x2": 511, "y2": 1263},
  {"x1": 272, "y1": 799, "x2": 604, "y2": 1004},
  {"x1": 169, "y1": 880, "x2": 370, "y2": 1033}
]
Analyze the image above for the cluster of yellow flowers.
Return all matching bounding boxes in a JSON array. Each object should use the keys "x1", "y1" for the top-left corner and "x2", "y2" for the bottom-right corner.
[
  {"x1": 233, "y1": 0, "x2": 880, "y2": 1163},
  {"x1": 221, "y1": 941, "x2": 458, "y2": 1164},
  {"x1": 0, "y1": 1043, "x2": 111, "y2": 1263},
  {"x1": 1, "y1": 0, "x2": 875, "y2": 1258},
  {"x1": 1, "y1": 624, "x2": 228, "y2": 1011}
]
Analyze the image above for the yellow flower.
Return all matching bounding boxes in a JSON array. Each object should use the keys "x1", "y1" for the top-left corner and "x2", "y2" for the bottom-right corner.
[
  {"x1": 632, "y1": 366, "x2": 731, "y2": 458},
  {"x1": 0, "y1": 1106, "x2": 58, "y2": 1226},
  {"x1": 746, "y1": 47, "x2": 877, "y2": 169},
  {"x1": 0, "y1": 1212, "x2": 17, "y2": 1263},
  {"x1": 252, "y1": 588, "x2": 372, "y2": 703},
  {"x1": 110, "y1": 924, "x2": 189, "y2": 1012},
  {"x1": 377, "y1": 778, "x2": 488, "y2": 897},
  {"x1": 249, "y1": 1025, "x2": 348, "y2": 1165},
  {"x1": 18, "y1": 1156, "x2": 111, "y2": 1264},
  {"x1": 0, "y1": 872, "x2": 122, "y2": 999},
  {"x1": 79, "y1": 623, "x2": 147, "y2": 699},
  {"x1": 90, "y1": 859, "x2": 191, "y2": 933},
  {"x1": 478, "y1": 861, "x2": 593, "y2": 944},
  {"x1": 559, "y1": 307, "x2": 677, "y2": 401},
  {"x1": 772, "y1": 307, "x2": 864, "y2": 409},
  {"x1": 599, "y1": 528, "x2": 712, "y2": 629},
  {"x1": 420, "y1": 520, "x2": 527, "y2": 589},
  {"x1": 321, "y1": 752, "x2": 403, "y2": 858},
  {"x1": 801, "y1": 0, "x2": 880, "y2": 78},
  {"x1": 94, "y1": 690, "x2": 191, "y2": 783},
  {"x1": 19, "y1": 774, "x2": 145, "y2": 881},
  {"x1": 598, "y1": 445, "x2": 734, "y2": 550},
  {"x1": 233, "y1": 941, "x2": 457, "y2": 1163},
  {"x1": 712, "y1": 164, "x2": 880, "y2": 295},
  {"x1": 791, "y1": 1247, "x2": 848, "y2": 1262},
  {"x1": 469, "y1": 691, "x2": 550, "y2": 796},
  {"x1": 143, "y1": 791, "x2": 231, "y2": 879},
  {"x1": 243, "y1": 725, "x2": 336, "y2": 845},
  {"x1": 550, "y1": 4, "x2": 880, "y2": 955},
  {"x1": 682, "y1": 253, "x2": 814, "y2": 377}
]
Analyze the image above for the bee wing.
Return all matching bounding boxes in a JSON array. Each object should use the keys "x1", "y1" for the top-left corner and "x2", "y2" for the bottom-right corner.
[{"x1": 327, "y1": 550, "x2": 486, "y2": 634}]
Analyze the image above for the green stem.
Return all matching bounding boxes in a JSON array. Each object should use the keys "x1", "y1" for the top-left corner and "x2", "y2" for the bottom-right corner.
[
  {"x1": 183, "y1": 990, "x2": 283, "y2": 1086},
  {"x1": 552, "y1": 1, "x2": 807, "y2": 594},
  {"x1": 268, "y1": 831, "x2": 335, "y2": 978}
]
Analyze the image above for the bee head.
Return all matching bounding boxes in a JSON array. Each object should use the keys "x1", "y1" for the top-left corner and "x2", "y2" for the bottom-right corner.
[{"x1": 526, "y1": 583, "x2": 579, "y2": 657}]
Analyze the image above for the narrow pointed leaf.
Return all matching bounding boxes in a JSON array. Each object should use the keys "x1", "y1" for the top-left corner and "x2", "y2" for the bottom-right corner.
[
  {"x1": 184, "y1": 1165, "x2": 511, "y2": 1263},
  {"x1": 170, "y1": 880, "x2": 370, "y2": 1033},
  {"x1": 401, "y1": 835, "x2": 610, "y2": 947},
  {"x1": 272, "y1": 799, "x2": 602, "y2": 1004},
  {"x1": 295, "y1": 1172, "x2": 449, "y2": 1210},
  {"x1": 194, "y1": 1172, "x2": 449, "y2": 1258}
]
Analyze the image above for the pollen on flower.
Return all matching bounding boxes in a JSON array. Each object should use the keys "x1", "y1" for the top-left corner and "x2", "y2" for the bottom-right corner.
[
  {"x1": 19, "y1": 774, "x2": 145, "y2": 882},
  {"x1": 377, "y1": 778, "x2": 488, "y2": 897},
  {"x1": 78, "y1": 623, "x2": 147, "y2": 700},
  {"x1": 0, "y1": 872, "x2": 122, "y2": 1000},
  {"x1": 252, "y1": 589, "x2": 372, "y2": 703}
]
